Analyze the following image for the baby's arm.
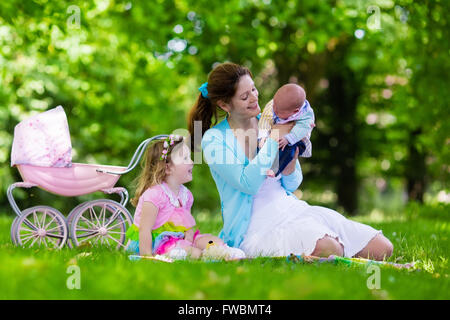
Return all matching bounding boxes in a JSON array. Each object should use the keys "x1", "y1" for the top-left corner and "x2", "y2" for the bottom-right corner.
[
  {"x1": 138, "y1": 202, "x2": 158, "y2": 256},
  {"x1": 284, "y1": 108, "x2": 315, "y2": 145}
]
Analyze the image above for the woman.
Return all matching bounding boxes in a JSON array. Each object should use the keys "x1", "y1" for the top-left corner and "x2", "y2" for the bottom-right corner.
[{"x1": 188, "y1": 62, "x2": 393, "y2": 260}]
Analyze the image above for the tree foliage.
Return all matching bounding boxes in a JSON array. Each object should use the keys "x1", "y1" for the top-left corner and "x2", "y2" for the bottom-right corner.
[{"x1": 0, "y1": 0, "x2": 448, "y2": 217}]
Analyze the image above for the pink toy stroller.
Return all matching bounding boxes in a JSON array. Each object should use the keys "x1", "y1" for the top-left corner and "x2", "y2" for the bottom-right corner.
[{"x1": 7, "y1": 106, "x2": 168, "y2": 249}]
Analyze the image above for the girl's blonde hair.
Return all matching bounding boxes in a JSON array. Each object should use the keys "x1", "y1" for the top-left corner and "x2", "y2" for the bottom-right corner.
[{"x1": 131, "y1": 137, "x2": 184, "y2": 207}]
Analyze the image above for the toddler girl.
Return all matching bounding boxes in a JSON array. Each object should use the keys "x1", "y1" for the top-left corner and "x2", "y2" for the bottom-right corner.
[{"x1": 126, "y1": 135, "x2": 245, "y2": 260}]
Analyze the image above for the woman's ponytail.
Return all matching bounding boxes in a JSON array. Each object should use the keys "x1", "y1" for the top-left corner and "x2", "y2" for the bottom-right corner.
[
  {"x1": 187, "y1": 93, "x2": 217, "y2": 151},
  {"x1": 187, "y1": 62, "x2": 253, "y2": 151}
]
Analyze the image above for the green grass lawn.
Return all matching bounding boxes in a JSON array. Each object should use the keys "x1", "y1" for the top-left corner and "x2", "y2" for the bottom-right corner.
[{"x1": 0, "y1": 206, "x2": 448, "y2": 300}]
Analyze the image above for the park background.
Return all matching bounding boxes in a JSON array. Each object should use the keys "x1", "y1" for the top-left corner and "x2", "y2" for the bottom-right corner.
[{"x1": 0, "y1": 0, "x2": 448, "y2": 299}]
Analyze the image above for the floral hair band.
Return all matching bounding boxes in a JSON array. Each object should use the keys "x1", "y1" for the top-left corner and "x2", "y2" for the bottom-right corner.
[{"x1": 160, "y1": 134, "x2": 182, "y2": 161}]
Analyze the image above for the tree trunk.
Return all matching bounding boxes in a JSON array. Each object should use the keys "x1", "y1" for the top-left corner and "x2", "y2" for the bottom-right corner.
[
  {"x1": 406, "y1": 129, "x2": 426, "y2": 202},
  {"x1": 327, "y1": 71, "x2": 359, "y2": 215}
]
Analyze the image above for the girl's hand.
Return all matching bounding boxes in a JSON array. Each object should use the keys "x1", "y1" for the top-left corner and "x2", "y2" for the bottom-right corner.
[
  {"x1": 185, "y1": 229, "x2": 194, "y2": 243},
  {"x1": 281, "y1": 147, "x2": 299, "y2": 176},
  {"x1": 142, "y1": 253, "x2": 154, "y2": 258}
]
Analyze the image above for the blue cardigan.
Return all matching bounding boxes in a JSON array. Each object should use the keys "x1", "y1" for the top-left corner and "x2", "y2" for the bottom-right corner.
[{"x1": 201, "y1": 116, "x2": 303, "y2": 247}]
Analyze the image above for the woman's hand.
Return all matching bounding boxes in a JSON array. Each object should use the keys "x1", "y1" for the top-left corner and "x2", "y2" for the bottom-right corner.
[
  {"x1": 269, "y1": 122, "x2": 295, "y2": 142},
  {"x1": 278, "y1": 137, "x2": 289, "y2": 151},
  {"x1": 281, "y1": 146, "x2": 299, "y2": 176}
]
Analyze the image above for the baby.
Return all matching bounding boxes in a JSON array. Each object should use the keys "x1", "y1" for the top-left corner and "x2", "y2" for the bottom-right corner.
[{"x1": 258, "y1": 84, "x2": 315, "y2": 177}]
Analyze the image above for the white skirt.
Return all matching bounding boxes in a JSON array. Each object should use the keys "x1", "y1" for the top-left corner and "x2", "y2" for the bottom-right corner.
[{"x1": 240, "y1": 176, "x2": 382, "y2": 258}]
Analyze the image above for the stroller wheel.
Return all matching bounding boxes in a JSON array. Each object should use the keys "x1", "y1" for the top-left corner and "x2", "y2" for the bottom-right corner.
[
  {"x1": 66, "y1": 202, "x2": 89, "y2": 249},
  {"x1": 12, "y1": 206, "x2": 68, "y2": 249},
  {"x1": 69, "y1": 199, "x2": 133, "y2": 250},
  {"x1": 10, "y1": 216, "x2": 20, "y2": 246}
]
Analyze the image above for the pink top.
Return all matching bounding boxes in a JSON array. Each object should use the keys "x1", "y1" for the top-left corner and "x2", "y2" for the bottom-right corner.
[{"x1": 133, "y1": 182, "x2": 196, "y2": 230}]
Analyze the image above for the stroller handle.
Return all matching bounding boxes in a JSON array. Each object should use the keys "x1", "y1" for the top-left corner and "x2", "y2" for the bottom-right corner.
[{"x1": 96, "y1": 134, "x2": 169, "y2": 175}]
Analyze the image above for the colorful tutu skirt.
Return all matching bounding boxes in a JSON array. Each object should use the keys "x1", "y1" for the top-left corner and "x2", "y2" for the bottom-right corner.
[{"x1": 126, "y1": 222, "x2": 202, "y2": 255}]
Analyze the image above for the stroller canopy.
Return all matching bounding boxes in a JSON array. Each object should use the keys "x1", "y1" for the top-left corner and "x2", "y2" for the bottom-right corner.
[{"x1": 11, "y1": 106, "x2": 72, "y2": 168}]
